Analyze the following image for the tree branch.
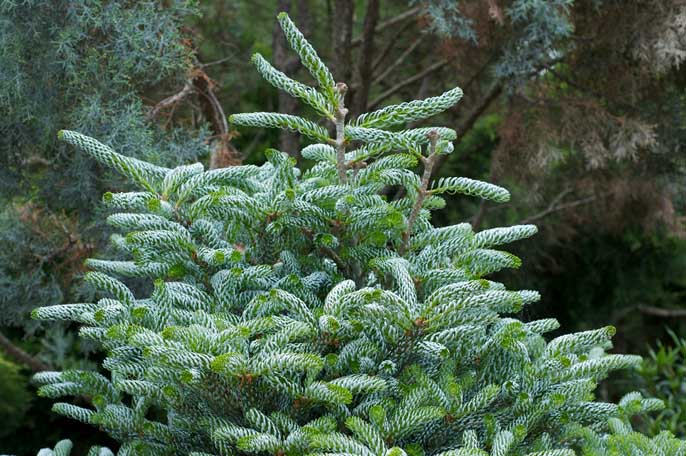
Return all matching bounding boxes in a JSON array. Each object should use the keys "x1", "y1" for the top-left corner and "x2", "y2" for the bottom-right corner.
[
  {"x1": 0, "y1": 331, "x2": 51, "y2": 372},
  {"x1": 401, "y1": 131, "x2": 439, "y2": 254},
  {"x1": 519, "y1": 194, "x2": 597, "y2": 225},
  {"x1": 192, "y1": 73, "x2": 228, "y2": 137},
  {"x1": 371, "y1": 19, "x2": 414, "y2": 73},
  {"x1": 198, "y1": 52, "x2": 238, "y2": 68},
  {"x1": 334, "y1": 83, "x2": 349, "y2": 183},
  {"x1": 319, "y1": 245, "x2": 347, "y2": 274},
  {"x1": 147, "y1": 63, "x2": 240, "y2": 167},
  {"x1": 332, "y1": 0, "x2": 355, "y2": 83},
  {"x1": 638, "y1": 306, "x2": 686, "y2": 318},
  {"x1": 351, "y1": 6, "x2": 421, "y2": 47},
  {"x1": 369, "y1": 58, "x2": 450, "y2": 109},
  {"x1": 192, "y1": 68, "x2": 241, "y2": 168},
  {"x1": 613, "y1": 304, "x2": 686, "y2": 322},
  {"x1": 371, "y1": 34, "x2": 425, "y2": 88},
  {"x1": 147, "y1": 82, "x2": 194, "y2": 120}
]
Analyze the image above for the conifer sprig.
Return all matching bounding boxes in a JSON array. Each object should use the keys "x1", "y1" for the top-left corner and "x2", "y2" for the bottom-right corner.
[
  {"x1": 58, "y1": 130, "x2": 169, "y2": 193},
  {"x1": 229, "y1": 112, "x2": 330, "y2": 142},
  {"x1": 277, "y1": 11, "x2": 337, "y2": 104},
  {"x1": 352, "y1": 86, "x2": 464, "y2": 129},
  {"x1": 251, "y1": 53, "x2": 333, "y2": 117}
]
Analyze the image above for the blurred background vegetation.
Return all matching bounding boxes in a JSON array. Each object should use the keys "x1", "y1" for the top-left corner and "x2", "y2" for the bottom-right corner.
[{"x1": 1, "y1": 0, "x2": 684, "y2": 453}]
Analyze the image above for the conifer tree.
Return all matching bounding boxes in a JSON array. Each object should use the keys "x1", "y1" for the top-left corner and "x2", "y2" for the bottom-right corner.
[{"x1": 30, "y1": 13, "x2": 685, "y2": 456}]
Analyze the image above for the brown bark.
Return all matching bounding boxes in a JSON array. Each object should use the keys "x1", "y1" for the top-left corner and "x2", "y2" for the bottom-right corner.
[
  {"x1": 147, "y1": 82, "x2": 194, "y2": 120},
  {"x1": 519, "y1": 192, "x2": 597, "y2": 225},
  {"x1": 371, "y1": 19, "x2": 413, "y2": 73},
  {"x1": 332, "y1": 0, "x2": 355, "y2": 84},
  {"x1": 148, "y1": 68, "x2": 241, "y2": 167},
  {"x1": 638, "y1": 306, "x2": 686, "y2": 318},
  {"x1": 350, "y1": 0, "x2": 380, "y2": 116},
  {"x1": 372, "y1": 34, "x2": 424, "y2": 88}
]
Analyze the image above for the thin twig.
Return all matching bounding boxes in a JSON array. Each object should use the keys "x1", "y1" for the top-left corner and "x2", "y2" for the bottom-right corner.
[
  {"x1": 351, "y1": 6, "x2": 421, "y2": 47},
  {"x1": 320, "y1": 245, "x2": 347, "y2": 274},
  {"x1": 0, "y1": 331, "x2": 51, "y2": 372},
  {"x1": 351, "y1": 0, "x2": 380, "y2": 116},
  {"x1": 372, "y1": 34, "x2": 425, "y2": 87},
  {"x1": 638, "y1": 306, "x2": 686, "y2": 318},
  {"x1": 519, "y1": 194, "x2": 597, "y2": 224},
  {"x1": 334, "y1": 83, "x2": 349, "y2": 183},
  {"x1": 369, "y1": 59, "x2": 449, "y2": 109},
  {"x1": 371, "y1": 20, "x2": 414, "y2": 72},
  {"x1": 198, "y1": 53, "x2": 238, "y2": 68},
  {"x1": 471, "y1": 200, "x2": 489, "y2": 231},
  {"x1": 36, "y1": 236, "x2": 76, "y2": 267},
  {"x1": 401, "y1": 131, "x2": 439, "y2": 254},
  {"x1": 147, "y1": 81, "x2": 194, "y2": 120},
  {"x1": 195, "y1": 82, "x2": 229, "y2": 137}
]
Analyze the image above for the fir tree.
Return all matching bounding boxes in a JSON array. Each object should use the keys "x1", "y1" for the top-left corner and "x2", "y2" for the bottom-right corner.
[{"x1": 31, "y1": 12, "x2": 685, "y2": 456}]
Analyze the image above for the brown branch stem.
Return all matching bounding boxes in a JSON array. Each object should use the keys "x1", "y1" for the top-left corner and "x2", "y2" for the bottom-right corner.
[
  {"x1": 334, "y1": 83, "x2": 349, "y2": 183},
  {"x1": 519, "y1": 194, "x2": 597, "y2": 225},
  {"x1": 319, "y1": 245, "x2": 347, "y2": 275},
  {"x1": 147, "y1": 82, "x2": 194, "y2": 120},
  {"x1": 638, "y1": 306, "x2": 686, "y2": 318},
  {"x1": 401, "y1": 131, "x2": 439, "y2": 254},
  {"x1": 372, "y1": 34, "x2": 425, "y2": 87},
  {"x1": 0, "y1": 331, "x2": 51, "y2": 372},
  {"x1": 371, "y1": 20, "x2": 414, "y2": 73}
]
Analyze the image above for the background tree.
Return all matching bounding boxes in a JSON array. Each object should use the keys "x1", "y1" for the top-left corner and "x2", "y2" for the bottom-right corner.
[{"x1": 0, "y1": 1, "x2": 239, "y2": 452}]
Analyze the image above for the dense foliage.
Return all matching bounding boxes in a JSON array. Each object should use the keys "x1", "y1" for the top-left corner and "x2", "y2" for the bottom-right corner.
[
  {"x1": 0, "y1": 0, "x2": 206, "y2": 334},
  {"x1": 634, "y1": 331, "x2": 686, "y2": 438},
  {"x1": 30, "y1": 14, "x2": 685, "y2": 456}
]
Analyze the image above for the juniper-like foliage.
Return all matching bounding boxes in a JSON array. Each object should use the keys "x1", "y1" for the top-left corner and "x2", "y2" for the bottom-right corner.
[
  {"x1": 31, "y1": 12, "x2": 685, "y2": 456},
  {"x1": 0, "y1": 0, "x2": 207, "y2": 333}
]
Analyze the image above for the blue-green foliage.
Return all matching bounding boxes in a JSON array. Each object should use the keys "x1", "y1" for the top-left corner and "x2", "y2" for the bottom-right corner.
[
  {"x1": 30, "y1": 12, "x2": 684, "y2": 456},
  {"x1": 412, "y1": 0, "x2": 477, "y2": 43},
  {"x1": 494, "y1": 0, "x2": 573, "y2": 83},
  {"x1": 418, "y1": 0, "x2": 574, "y2": 85},
  {"x1": 0, "y1": 207, "x2": 64, "y2": 331},
  {"x1": 0, "y1": 0, "x2": 207, "y2": 205},
  {"x1": 0, "y1": 1, "x2": 208, "y2": 331}
]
